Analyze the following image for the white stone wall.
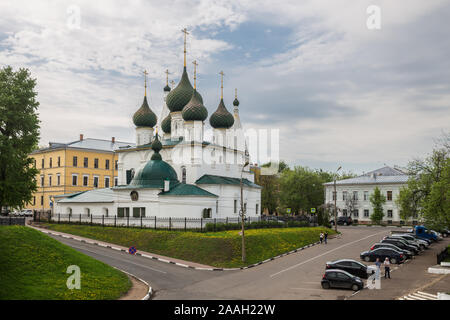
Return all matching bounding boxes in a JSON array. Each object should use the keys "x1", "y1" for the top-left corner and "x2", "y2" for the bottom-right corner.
[{"x1": 324, "y1": 183, "x2": 408, "y2": 223}]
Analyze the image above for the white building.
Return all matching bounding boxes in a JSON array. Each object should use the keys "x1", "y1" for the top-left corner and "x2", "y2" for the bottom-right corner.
[
  {"x1": 323, "y1": 166, "x2": 414, "y2": 224},
  {"x1": 55, "y1": 33, "x2": 261, "y2": 222}
]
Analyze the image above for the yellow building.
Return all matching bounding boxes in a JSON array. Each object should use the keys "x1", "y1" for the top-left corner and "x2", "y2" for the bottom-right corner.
[{"x1": 27, "y1": 134, "x2": 134, "y2": 211}]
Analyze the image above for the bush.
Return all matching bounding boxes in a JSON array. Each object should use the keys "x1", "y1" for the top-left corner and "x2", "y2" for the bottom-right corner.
[{"x1": 204, "y1": 220, "x2": 310, "y2": 232}]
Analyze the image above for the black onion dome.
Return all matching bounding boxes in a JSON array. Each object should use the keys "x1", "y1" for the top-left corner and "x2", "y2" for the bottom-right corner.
[
  {"x1": 233, "y1": 97, "x2": 239, "y2": 106},
  {"x1": 133, "y1": 96, "x2": 157, "y2": 127},
  {"x1": 182, "y1": 89, "x2": 208, "y2": 121},
  {"x1": 151, "y1": 134, "x2": 162, "y2": 160},
  {"x1": 161, "y1": 114, "x2": 171, "y2": 133},
  {"x1": 166, "y1": 67, "x2": 194, "y2": 112},
  {"x1": 209, "y1": 99, "x2": 234, "y2": 129},
  {"x1": 164, "y1": 85, "x2": 171, "y2": 92}
]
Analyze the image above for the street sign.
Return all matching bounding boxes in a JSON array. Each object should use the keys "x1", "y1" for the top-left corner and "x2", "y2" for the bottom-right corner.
[
  {"x1": 311, "y1": 208, "x2": 316, "y2": 214},
  {"x1": 128, "y1": 246, "x2": 137, "y2": 255},
  {"x1": 286, "y1": 208, "x2": 291, "y2": 214}
]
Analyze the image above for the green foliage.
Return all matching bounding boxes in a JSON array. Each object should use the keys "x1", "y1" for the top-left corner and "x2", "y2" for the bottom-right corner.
[
  {"x1": 370, "y1": 186, "x2": 386, "y2": 224},
  {"x1": 0, "y1": 66, "x2": 40, "y2": 211},
  {"x1": 0, "y1": 226, "x2": 131, "y2": 300},
  {"x1": 204, "y1": 220, "x2": 310, "y2": 232},
  {"x1": 43, "y1": 223, "x2": 336, "y2": 268}
]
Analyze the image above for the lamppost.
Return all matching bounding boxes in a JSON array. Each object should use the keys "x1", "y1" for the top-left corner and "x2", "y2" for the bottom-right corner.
[
  {"x1": 240, "y1": 160, "x2": 249, "y2": 262},
  {"x1": 334, "y1": 166, "x2": 342, "y2": 232}
]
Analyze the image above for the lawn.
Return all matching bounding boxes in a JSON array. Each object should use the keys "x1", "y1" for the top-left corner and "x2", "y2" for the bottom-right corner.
[
  {"x1": 0, "y1": 226, "x2": 131, "y2": 300},
  {"x1": 41, "y1": 223, "x2": 336, "y2": 268}
]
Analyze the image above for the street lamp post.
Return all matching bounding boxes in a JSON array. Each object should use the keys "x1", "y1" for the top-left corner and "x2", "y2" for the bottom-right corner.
[
  {"x1": 334, "y1": 166, "x2": 342, "y2": 232},
  {"x1": 240, "y1": 161, "x2": 249, "y2": 262}
]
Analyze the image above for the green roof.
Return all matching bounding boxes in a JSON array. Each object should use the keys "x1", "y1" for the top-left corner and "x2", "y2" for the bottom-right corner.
[
  {"x1": 161, "y1": 114, "x2": 171, "y2": 133},
  {"x1": 166, "y1": 67, "x2": 195, "y2": 112},
  {"x1": 182, "y1": 89, "x2": 208, "y2": 121},
  {"x1": 159, "y1": 183, "x2": 218, "y2": 197},
  {"x1": 210, "y1": 99, "x2": 234, "y2": 129},
  {"x1": 133, "y1": 96, "x2": 157, "y2": 127},
  {"x1": 195, "y1": 174, "x2": 261, "y2": 189}
]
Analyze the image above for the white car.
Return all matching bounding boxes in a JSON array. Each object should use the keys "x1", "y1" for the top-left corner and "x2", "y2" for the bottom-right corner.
[{"x1": 20, "y1": 209, "x2": 33, "y2": 217}]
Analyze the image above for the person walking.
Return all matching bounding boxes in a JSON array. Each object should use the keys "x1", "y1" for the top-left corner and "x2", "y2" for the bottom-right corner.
[
  {"x1": 319, "y1": 232, "x2": 324, "y2": 244},
  {"x1": 384, "y1": 257, "x2": 391, "y2": 279},
  {"x1": 375, "y1": 258, "x2": 381, "y2": 281},
  {"x1": 324, "y1": 231, "x2": 328, "y2": 244}
]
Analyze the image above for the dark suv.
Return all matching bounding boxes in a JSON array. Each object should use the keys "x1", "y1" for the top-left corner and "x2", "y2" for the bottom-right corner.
[{"x1": 330, "y1": 216, "x2": 353, "y2": 226}]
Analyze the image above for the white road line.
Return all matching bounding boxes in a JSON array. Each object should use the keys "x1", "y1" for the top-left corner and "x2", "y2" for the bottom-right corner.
[
  {"x1": 270, "y1": 230, "x2": 389, "y2": 278},
  {"x1": 417, "y1": 291, "x2": 438, "y2": 299},
  {"x1": 69, "y1": 244, "x2": 167, "y2": 274}
]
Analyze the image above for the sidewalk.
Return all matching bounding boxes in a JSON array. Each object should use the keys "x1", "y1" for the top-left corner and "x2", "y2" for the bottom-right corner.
[
  {"x1": 28, "y1": 223, "x2": 216, "y2": 269},
  {"x1": 350, "y1": 238, "x2": 450, "y2": 300}
]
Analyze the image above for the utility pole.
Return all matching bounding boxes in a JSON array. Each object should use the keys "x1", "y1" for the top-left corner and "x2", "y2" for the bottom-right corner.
[
  {"x1": 334, "y1": 166, "x2": 342, "y2": 232},
  {"x1": 240, "y1": 161, "x2": 249, "y2": 262}
]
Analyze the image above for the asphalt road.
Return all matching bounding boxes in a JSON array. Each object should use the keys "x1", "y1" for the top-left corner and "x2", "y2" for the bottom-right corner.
[{"x1": 47, "y1": 225, "x2": 407, "y2": 300}]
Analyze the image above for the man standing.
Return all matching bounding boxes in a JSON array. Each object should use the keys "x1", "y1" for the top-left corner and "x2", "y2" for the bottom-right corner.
[
  {"x1": 319, "y1": 232, "x2": 324, "y2": 244},
  {"x1": 384, "y1": 257, "x2": 391, "y2": 279},
  {"x1": 324, "y1": 231, "x2": 328, "y2": 244}
]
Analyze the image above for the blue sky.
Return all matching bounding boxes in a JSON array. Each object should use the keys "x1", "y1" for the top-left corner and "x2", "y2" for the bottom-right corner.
[{"x1": 1, "y1": 0, "x2": 449, "y2": 175}]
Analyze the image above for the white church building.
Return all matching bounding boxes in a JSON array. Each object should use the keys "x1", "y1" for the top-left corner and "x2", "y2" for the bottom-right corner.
[{"x1": 54, "y1": 31, "x2": 261, "y2": 221}]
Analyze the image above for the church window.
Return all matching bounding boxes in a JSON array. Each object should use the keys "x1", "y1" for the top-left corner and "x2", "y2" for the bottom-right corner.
[
  {"x1": 132, "y1": 207, "x2": 146, "y2": 218},
  {"x1": 117, "y1": 207, "x2": 130, "y2": 218},
  {"x1": 182, "y1": 167, "x2": 186, "y2": 183},
  {"x1": 256, "y1": 204, "x2": 259, "y2": 215},
  {"x1": 234, "y1": 200, "x2": 237, "y2": 213},
  {"x1": 216, "y1": 200, "x2": 219, "y2": 214}
]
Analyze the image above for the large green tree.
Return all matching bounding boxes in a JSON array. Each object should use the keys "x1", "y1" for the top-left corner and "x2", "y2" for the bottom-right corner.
[
  {"x1": 0, "y1": 66, "x2": 40, "y2": 212},
  {"x1": 370, "y1": 186, "x2": 386, "y2": 224}
]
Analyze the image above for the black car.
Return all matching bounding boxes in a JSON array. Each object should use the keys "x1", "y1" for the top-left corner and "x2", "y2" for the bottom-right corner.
[
  {"x1": 321, "y1": 269, "x2": 364, "y2": 291},
  {"x1": 325, "y1": 259, "x2": 372, "y2": 279},
  {"x1": 382, "y1": 237, "x2": 420, "y2": 254},
  {"x1": 360, "y1": 247, "x2": 405, "y2": 264},
  {"x1": 409, "y1": 234, "x2": 432, "y2": 245},
  {"x1": 330, "y1": 216, "x2": 353, "y2": 226},
  {"x1": 390, "y1": 234, "x2": 428, "y2": 250},
  {"x1": 370, "y1": 243, "x2": 413, "y2": 259}
]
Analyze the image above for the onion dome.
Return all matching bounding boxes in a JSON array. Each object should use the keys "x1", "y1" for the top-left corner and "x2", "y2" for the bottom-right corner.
[
  {"x1": 164, "y1": 85, "x2": 171, "y2": 92},
  {"x1": 133, "y1": 96, "x2": 157, "y2": 127},
  {"x1": 233, "y1": 97, "x2": 239, "y2": 107},
  {"x1": 182, "y1": 89, "x2": 208, "y2": 121},
  {"x1": 166, "y1": 67, "x2": 194, "y2": 112},
  {"x1": 209, "y1": 99, "x2": 234, "y2": 129},
  {"x1": 161, "y1": 114, "x2": 171, "y2": 133},
  {"x1": 129, "y1": 134, "x2": 179, "y2": 189}
]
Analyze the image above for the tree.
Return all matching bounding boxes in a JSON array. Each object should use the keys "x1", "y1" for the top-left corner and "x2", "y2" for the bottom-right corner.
[
  {"x1": 344, "y1": 192, "x2": 358, "y2": 218},
  {"x1": 0, "y1": 66, "x2": 40, "y2": 212},
  {"x1": 370, "y1": 187, "x2": 386, "y2": 224}
]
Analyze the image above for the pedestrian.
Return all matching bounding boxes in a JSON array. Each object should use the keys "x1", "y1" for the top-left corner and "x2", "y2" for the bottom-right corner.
[
  {"x1": 319, "y1": 232, "x2": 324, "y2": 244},
  {"x1": 324, "y1": 231, "x2": 328, "y2": 244},
  {"x1": 384, "y1": 257, "x2": 391, "y2": 279},
  {"x1": 375, "y1": 258, "x2": 381, "y2": 281}
]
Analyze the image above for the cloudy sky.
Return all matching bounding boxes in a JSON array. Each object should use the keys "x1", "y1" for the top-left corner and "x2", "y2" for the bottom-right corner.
[{"x1": 1, "y1": 0, "x2": 449, "y2": 174}]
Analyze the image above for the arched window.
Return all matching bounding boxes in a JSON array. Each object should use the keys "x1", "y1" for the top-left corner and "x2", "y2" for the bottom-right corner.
[
  {"x1": 84, "y1": 208, "x2": 90, "y2": 217},
  {"x1": 182, "y1": 166, "x2": 186, "y2": 183}
]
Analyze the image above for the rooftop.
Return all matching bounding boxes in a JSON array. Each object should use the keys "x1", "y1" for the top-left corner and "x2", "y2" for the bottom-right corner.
[
  {"x1": 324, "y1": 166, "x2": 410, "y2": 186},
  {"x1": 32, "y1": 136, "x2": 135, "y2": 154}
]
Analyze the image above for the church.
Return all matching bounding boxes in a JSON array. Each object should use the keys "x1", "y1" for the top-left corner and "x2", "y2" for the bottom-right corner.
[{"x1": 54, "y1": 29, "x2": 262, "y2": 220}]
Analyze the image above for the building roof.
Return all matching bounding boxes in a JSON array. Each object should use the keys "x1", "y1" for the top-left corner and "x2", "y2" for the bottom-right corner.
[
  {"x1": 32, "y1": 138, "x2": 135, "y2": 154},
  {"x1": 323, "y1": 166, "x2": 410, "y2": 186},
  {"x1": 133, "y1": 96, "x2": 157, "y2": 128},
  {"x1": 158, "y1": 183, "x2": 218, "y2": 197},
  {"x1": 210, "y1": 99, "x2": 234, "y2": 129},
  {"x1": 57, "y1": 188, "x2": 115, "y2": 203},
  {"x1": 182, "y1": 89, "x2": 208, "y2": 121},
  {"x1": 166, "y1": 67, "x2": 195, "y2": 112},
  {"x1": 195, "y1": 174, "x2": 261, "y2": 189}
]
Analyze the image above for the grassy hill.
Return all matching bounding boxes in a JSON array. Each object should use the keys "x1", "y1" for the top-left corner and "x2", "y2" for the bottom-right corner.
[
  {"x1": 42, "y1": 223, "x2": 336, "y2": 268},
  {"x1": 0, "y1": 226, "x2": 131, "y2": 300}
]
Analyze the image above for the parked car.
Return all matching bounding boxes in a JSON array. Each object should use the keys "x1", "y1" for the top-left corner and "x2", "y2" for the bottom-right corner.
[
  {"x1": 382, "y1": 237, "x2": 420, "y2": 255},
  {"x1": 408, "y1": 234, "x2": 432, "y2": 245},
  {"x1": 321, "y1": 269, "x2": 364, "y2": 291},
  {"x1": 390, "y1": 234, "x2": 429, "y2": 249},
  {"x1": 360, "y1": 247, "x2": 406, "y2": 264},
  {"x1": 430, "y1": 230, "x2": 443, "y2": 241},
  {"x1": 330, "y1": 216, "x2": 353, "y2": 226},
  {"x1": 325, "y1": 259, "x2": 374, "y2": 279},
  {"x1": 438, "y1": 228, "x2": 450, "y2": 237},
  {"x1": 370, "y1": 243, "x2": 414, "y2": 259},
  {"x1": 20, "y1": 209, "x2": 33, "y2": 217}
]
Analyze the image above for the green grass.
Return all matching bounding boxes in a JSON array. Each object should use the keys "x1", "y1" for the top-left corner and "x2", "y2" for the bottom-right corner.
[
  {"x1": 0, "y1": 226, "x2": 131, "y2": 300},
  {"x1": 41, "y1": 223, "x2": 336, "y2": 268}
]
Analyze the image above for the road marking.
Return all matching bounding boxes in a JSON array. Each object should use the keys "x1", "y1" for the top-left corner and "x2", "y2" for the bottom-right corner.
[
  {"x1": 270, "y1": 230, "x2": 389, "y2": 278},
  {"x1": 68, "y1": 244, "x2": 167, "y2": 274}
]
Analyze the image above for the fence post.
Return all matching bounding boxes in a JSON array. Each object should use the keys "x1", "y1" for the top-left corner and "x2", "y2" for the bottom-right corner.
[
  {"x1": 38, "y1": 211, "x2": 40, "y2": 223},
  {"x1": 154, "y1": 216, "x2": 156, "y2": 230},
  {"x1": 226, "y1": 217, "x2": 228, "y2": 224},
  {"x1": 140, "y1": 215, "x2": 143, "y2": 229},
  {"x1": 58, "y1": 213, "x2": 60, "y2": 224},
  {"x1": 102, "y1": 215, "x2": 104, "y2": 227},
  {"x1": 79, "y1": 214, "x2": 81, "y2": 225},
  {"x1": 185, "y1": 217, "x2": 187, "y2": 232},
  {"x1": 9, "y1": 215, "x2": 12, "y2": 226},
  {"x1": 114, "y1": 215, "x2": 116, "y2": 227},
  {"x1": 90, "y1": 214, "x2": 92, "y2": 226},
  {"x1": 127, "y1": 215, "x2": 129, "y2": 228},
  {"x1": 214, "y1": 218, "x2": 216, "y2": 232},
  {"x1": 169, "y1": 217, "x2": 171, "y2": 231},
  {"x1": 68, "y1": 214, "x2": 71, "y2": 224},
  {"x1": 200, "y1": 218, "x2": 203, "y2": 232}
]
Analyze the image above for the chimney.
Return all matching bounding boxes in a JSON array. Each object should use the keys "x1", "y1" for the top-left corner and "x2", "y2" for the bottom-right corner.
[
  {"x1": 112, "y1": 137, "x2": 115, "y2": 143},
  {"x1": 164, "y1": 179, "x2": 170, "y2": 192},
  {"x1": 80, "y1": 134, "x2": 84, "y2": 141}
]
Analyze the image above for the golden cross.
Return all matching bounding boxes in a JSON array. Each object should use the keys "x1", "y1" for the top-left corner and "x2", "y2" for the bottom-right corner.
[
  {"x1": 235, "y1": 88, "x2": 237, "y2": 99},
  {"x1": 143, "y1": 70, "x2": 149, "y2": 96},
  {"x1": 192, "y1": 60, "x2": 198, "y2": 89},
  {"x1": 219, "y1": 71, "x2": 225, "y2": 99},
  {"x1": 181, "y1": 28, "x2": 189, "y2": 67},
  {"x1": 165, "y1": 69, "x2": 170, "y2": 86}
]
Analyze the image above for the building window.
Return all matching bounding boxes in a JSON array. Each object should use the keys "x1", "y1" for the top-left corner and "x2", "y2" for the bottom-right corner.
[
  {"x1": 203, "y1": 208, "x2": 212, "y2": 218},
  {"x1": 343, "y1": 209, "x2": 347, "y2": 216},
  {"x1": 105, "y1": 159, "x2": 110, "y2": 170},
  {"x1": 84, "y1": 157, "x2": 88, "y2": 168},
  {"x1": 33, "y1": 197, "x2": 36, "y2": 205},
  {"x1": 41, "y1": 196, "x2": 44, "y2": 205},
  {"x1": 48, "y1": 175, "x2": 52, "y2": 186},
  {"x1": 104, "y1": 176, "x2": 110, "y2": 188},
  {"x1": 115, "y1": 160, "x2": 118, "y2": 170},
  {"x1": 33, "y1": 159, "x2": 36, "y2": 168},
  {"x1": 332, "y1": 191, "x2": 337, "y2": 201},
  {"x1": 342, "y1": 191, "x2": 348, "y2": 201},
  {"x1": 387, "y1": 210, "x2": 393, "y2": 218},
  {"x1": 353, "y1": 191, "x2": 358, "y2": 201},
  {"x1": 49, "y1": 158, "x2": 52, "y2": 168},
  {"x1": 57, "y1": 174, "x2": 61, "y2": 186},
  {"x1": 114, "y1": 177, "x2": 118, "y2": 186},
  {"x1": 234, "y1": 200, "x2": 237, "y2": 213},
  {"x1": 85, "y1": 208, "x2": 90, "y2": 217},
  {"x1": 93, "y1": 176, "x2": 99, "y2": 188},
  {"x1": 353, "y1": 209, "x2": 359, "y2": 217},
  {"x1": 94, "y1": 158, "x2": 99, "y2": 169},
  {"x1": 182, "y1": 167, "x2": 186, "y2": 183},
  {"x1": 216, "y1": 200, "x2": 219, "y2": 214},
  {"x1": 364, "y1": 209, "x2": 369, "y2": 217},
  {"x1": 40, "y1": 175, "x2": 44, "y2": 186},
  {"x1": 117, "y1": 207, "x2": 130, "y2": 218},
  {"x1": 387, "y1": 191, "x2": 393, "y2": 201},
  {"x1": 83, "y1": 175, "x2": 89, "y2": 187},
  {"x1": 133, "y1": 207, "x2": 146, "y2": 218},
  {"x1": 256, "y1": 204, "x2": 259, "y2": 215},
  {"x1": 57, "y1": 157, "x2": 61, "y2": 167},
  {"x1": 73, "y1": 156, "x2": 78, "y2": 167},
  {"x1": 72, "y1": 174, "x2": 78, "y2": 186},
  {"x1": 41, "y1": 158, "x2": 44, "y2": 168},
  {"x1": 364, "y1": 191, "x2": 369, "y2": 201}
]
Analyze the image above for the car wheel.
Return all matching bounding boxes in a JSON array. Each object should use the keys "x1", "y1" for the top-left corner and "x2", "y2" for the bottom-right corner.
[
  {"x1": 321, "y1": 282, "x2": 330, "y2": 289},
  {"x1": 390, "y1": 258, "x2": 397, "y2": 264},
  {"x1": 364, "y1": 256, "x2": 371, "y2": 262},
  {"x1": 352, "y1": 284, "x2": 359, "y2": 291}
]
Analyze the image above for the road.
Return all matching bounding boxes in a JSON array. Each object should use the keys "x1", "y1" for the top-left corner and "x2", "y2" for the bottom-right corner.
[{"x1": 45, "y1": 225, "x2": 423, "y2": 300}]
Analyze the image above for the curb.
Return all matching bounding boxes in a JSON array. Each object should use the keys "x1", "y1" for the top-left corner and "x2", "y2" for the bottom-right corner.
[
  {"x1": 113, "y1": 267, "x2": 152, "y2": 300},
  {"x1": 31, "y1": 225, "x2": 326, "y2": 271}
]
